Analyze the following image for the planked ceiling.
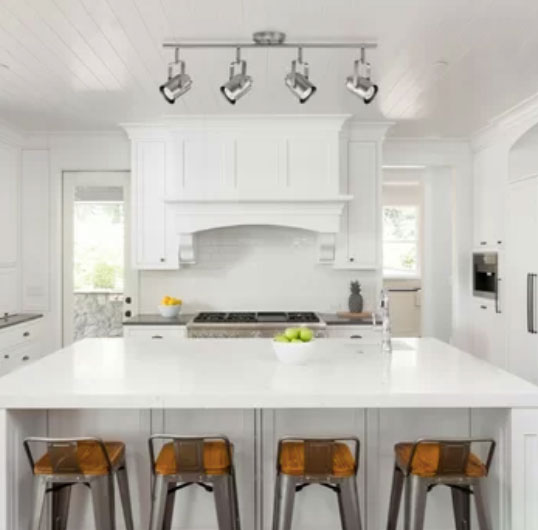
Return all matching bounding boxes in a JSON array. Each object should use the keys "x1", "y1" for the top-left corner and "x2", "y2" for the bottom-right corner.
[{"x1": 0, "y1": 0, "x2": 537, "y2": 137}]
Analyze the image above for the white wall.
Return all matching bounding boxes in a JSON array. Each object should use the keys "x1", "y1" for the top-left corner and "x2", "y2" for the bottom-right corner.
[
  {"x1": 22, "y1": 132, "x2": 131, "y2": 352},
  {"x1": 139, "y1": 225, "x2": 378, "y2": 313}
]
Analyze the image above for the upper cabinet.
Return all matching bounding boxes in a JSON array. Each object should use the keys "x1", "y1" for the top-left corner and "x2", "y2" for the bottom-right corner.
[
  {"x1": 0, "y1": 143, "x2": 19, "y2": 266},
  {"x1": 473, "y1": 144, "x2": 506, "y2": 248},
  {"x1": 124, "y1": 117, "x2": 391, "y2": 270}
]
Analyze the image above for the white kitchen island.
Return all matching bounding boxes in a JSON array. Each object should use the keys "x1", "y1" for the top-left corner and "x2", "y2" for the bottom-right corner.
[{"x1": 0, "y1": 337, "x2": 537, "y2": 530}]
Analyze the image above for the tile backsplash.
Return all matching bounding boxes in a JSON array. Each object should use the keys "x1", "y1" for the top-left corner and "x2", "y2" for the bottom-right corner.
[{"x1": 139, "y1": 225, "x2": 378, "y2": 313}]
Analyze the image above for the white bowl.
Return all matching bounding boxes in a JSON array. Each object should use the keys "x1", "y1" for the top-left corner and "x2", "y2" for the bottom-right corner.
[
  {"x1": 272, "y1": 340, "x2": 315, "y2": 365},
  {"x1": 157, "y1": 304, "x2": 182, "y2": 318}
]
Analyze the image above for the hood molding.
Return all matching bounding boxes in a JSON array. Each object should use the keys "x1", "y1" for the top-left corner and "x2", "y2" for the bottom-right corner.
[{"x1": 167, "y1": 196, "x2": 352, "y2": 264}]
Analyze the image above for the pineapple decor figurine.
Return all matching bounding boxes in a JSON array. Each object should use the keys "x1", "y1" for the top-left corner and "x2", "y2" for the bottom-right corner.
[{"x1": 348, "y1": 280, "x2": 364, "y2": 313}]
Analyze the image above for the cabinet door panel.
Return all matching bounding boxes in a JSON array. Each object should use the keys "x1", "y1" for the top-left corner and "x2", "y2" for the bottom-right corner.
[
  {"x1": 236, "y1": 139, "x2": 282, "y2": 194},
  {"x1": 133, "y1": 141, "x2": 176, "y2": 269},
  {"x1": 0, "y1": 144, "x2": 18, "y2": 265},
  {"x1": 506, "y1": 178, "x2": 538, "y2": 382},
  {"x1": 347, "y1": 142, "x2": 378, "y2": 267}
]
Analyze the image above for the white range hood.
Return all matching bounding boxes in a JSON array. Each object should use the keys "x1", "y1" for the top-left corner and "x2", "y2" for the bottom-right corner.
[{"x1": 165, "y1": 195, "x2": 352, "y2": 263}]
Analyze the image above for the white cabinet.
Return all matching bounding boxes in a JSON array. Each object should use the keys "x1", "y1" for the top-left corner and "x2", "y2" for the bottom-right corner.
[
  {"x1": 131, "y1": 139, "x2": 177, "y2": 270},
  {"x1": 123, "y1": 325, "x2": 187, "y2": 340},
  {"x1": 471, "y1": 300, "x2": 506, "y2": 368},
  {"x1": 0, "y1": 143, "x2": 18, "y2": 266},
  {"x1": 505, "y1": 177, "x2": 538, "y2": 382},
  {"x1": 0, "y1": 318, "x2": 44, "y2": 376},
  {"x1": 473, "y1": 146, "x2": 506, "y2": 248}
]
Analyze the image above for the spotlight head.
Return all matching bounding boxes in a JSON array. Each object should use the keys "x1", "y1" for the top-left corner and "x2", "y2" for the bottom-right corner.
[
  {"x1": 285, "y1": 49, "x2": 316, "y2": 104},
  {"x1": 159, "y1": 49, "x2": 192, "y2": 104},
  {"x1": 346, "y1": 52, "x2": 378, "y2": 104},
  {"x1": 220, "y1": 48, "x2": 253, "y2": 104}
]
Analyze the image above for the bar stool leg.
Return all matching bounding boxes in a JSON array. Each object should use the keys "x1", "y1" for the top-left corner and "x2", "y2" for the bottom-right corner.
[
  {"x1": 30, "y1": 477, "x2": 47, "y2": 530},
  {"x1": 149, "y1": 475, "x2": 169, "y2": 530},
  {"x1": 386, "y1": 466, "x2": 405, "y2": 530},
  {"x1": 272, "y1": 474, "x2": 297, "y2": 530},
  {"x1": 230, "y1": 471, "x2": 242, "y2": 530},
  {"x1": 473, "y1": 481, "x2": 492, "y2": 530},
  {"x1": 90, "y1": 475, "x2": 116, "y2": 530},
  {"x1": 337, "y1": 476, "x2": 362, "y2": 530},
  {"x1": 116, "y1": 465, "x2": 135, "y2": 530},
  {"x1": 162, "y1": 482, "x2": 177, "y2": 530},
  {"x1": 51, "y1": 485, "x2": 71, "y2": 530},
  {"x1": 403, "y1": 475, "x2": 428, "y2": 530},
  {"x1": 451, "y1": 487, "x2": 470, "y2": 530},
  {"x1": 213, "y1": 475, "x2": 236, "y2": 530}
]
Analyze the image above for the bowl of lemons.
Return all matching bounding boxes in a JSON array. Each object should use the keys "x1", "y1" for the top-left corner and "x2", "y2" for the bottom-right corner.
[
  {"x1": 158, "y1": 296, "x2": 182, "y2": 318},
  {"x1": 272, "y1": 327, "x2": 315, "y2": 365}
]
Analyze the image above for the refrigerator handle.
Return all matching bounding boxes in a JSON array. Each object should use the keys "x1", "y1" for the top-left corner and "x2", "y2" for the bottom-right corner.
[
  {"x1": 495, "y1": 277, "x2": 502, "y2": 314},
  {"x1": 529, "y1": 273, "x2": 538, "y2": 334}
]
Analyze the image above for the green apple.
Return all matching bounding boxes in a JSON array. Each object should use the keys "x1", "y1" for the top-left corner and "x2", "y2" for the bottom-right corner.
[
  {"x1": 274, "y1": 334, "x2": 290, "y2": 343},
  {"x1": 284, "y1": 327, "x2": 301, "y2": 341},
  {"x1": 299, "y1": 328, "x2": 313, "y2": 342}
]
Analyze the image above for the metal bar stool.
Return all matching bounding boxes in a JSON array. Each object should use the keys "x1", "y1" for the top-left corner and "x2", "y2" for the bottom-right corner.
[
  {"x1": 272, "y1": 436, "x2": 362, "y2": 530},
  {"x1": 148, "y1": 434, "x2": 241, "y2": 530},
  {"x1": 23, "y1": 436, "x2": 134, "y2": 530},
  {"x1": 386, "y1": 437, "x2": 496, "y2": 530}
]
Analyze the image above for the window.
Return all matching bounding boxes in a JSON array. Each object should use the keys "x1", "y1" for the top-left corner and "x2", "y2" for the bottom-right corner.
[
  {"x1": 383, "y1": 205, "x2": 420, "y2": 277},
  {"x1": 73, "y1": 193, "x2": 124, "y2": 293}
]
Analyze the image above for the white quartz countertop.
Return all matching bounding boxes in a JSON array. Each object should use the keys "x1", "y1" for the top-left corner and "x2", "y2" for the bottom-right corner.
[{"x1": 1, "y1": 337, "x2": 538, "y2": 409}]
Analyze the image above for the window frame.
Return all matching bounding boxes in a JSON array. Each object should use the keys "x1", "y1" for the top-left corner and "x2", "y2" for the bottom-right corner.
[{"x1": 382, "y1": 203, "x2": 422, "y2": 279}]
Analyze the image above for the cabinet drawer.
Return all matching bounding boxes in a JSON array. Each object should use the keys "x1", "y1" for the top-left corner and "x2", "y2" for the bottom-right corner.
[
  {"x1": 0, "y1": 340, "x2": 41, "y2": 376},
  {"x1": 0, "y1": 319, "x2": 43, "y2": 352},
  {"x1": 326, "y1": 326, "x2": 380, "y2": 342},
  {"x1": 123, "y1": 326, "x2": 187, "y2": 340}
]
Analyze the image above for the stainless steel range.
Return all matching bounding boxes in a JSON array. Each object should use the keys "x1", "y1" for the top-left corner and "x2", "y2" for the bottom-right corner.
[{"x1": 187, "y1": 312, "x2": 327, "y2": 338}]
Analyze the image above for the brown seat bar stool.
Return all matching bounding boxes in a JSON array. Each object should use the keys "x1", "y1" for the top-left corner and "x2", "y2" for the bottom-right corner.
[
  {"x1": 148, "y1": 434, "x2": 241, "y2": 530},
  {"x1": 272, "y1": 436, "x2": 362, "y2": 530},
  {"x1": 23, "y1": 436, "x2": 134, "y2": 530},
  {"x1": 386, "y1": 437, "x2": 496, "y2": 530}
]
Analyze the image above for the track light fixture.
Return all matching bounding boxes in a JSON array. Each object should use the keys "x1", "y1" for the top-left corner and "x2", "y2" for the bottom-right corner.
[
  {"x1": 159, "y1": 48, "x2": 192, "y2": 104},
  {"x1": 220, "y1": 47, "x2": 252, "y2": 105},
  {"x1": 346, "y1": 47, "x2": 378, "y2": 104},
  {"x1": 285, "y1": 47, "x2": 317, "y2": 104},
  {"x1": 159, "y1": 33, "x2": 379, "y2": 104}
]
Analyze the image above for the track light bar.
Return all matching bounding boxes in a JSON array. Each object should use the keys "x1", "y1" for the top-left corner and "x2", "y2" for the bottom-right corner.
[{"x1": 162, "y1": 41, "x2": 377, "y2": 50}]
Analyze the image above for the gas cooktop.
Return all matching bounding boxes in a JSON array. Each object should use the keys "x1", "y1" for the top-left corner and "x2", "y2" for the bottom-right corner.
[{"x1": 191, "y1": 311, "x2": 321, "y2": 324}]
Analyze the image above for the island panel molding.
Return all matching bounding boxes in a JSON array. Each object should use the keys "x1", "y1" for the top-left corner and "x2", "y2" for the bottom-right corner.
[{"x1": 123, "y1": 117, "x2": 392, "y2": 270}]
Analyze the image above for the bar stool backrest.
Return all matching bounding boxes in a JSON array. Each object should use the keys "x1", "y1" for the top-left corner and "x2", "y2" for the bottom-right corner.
[
  {"x1": 172, "y1": 438, "x2": 204, "y2": 474},
  {"x1": 304, "y1": 440, "x2": 335, "y2": 476},
  {"x1": 277, "y1": 436, "x2": 360, "y2": 477},
  {"x1": 407, "y1": 438, "x2": 496, "y2": 477},
  {"x1": 437, "y1": 441, "x2": 470, "y2": 475},
  {"x1": 148, "y1": 434, "x2": 233, "y2": 476},
  {"x1": 23, "y1": 437, "x2": 112, "y2": 475}
]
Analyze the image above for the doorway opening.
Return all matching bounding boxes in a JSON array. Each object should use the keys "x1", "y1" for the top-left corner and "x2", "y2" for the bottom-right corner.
[
  {"x1": 382, "y1": 166, "x2": 453, "y2": 340},
  {"x1": 62, "y1": 171, "x2": 136, "y2": 346}
]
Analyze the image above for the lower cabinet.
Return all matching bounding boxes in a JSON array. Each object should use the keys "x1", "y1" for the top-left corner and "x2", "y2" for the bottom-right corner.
[
  {"x1": 123, "y1": 325, "x2": 187, "y2": 340},
  {"x1": 471, "y1": 300, "x2": 506, "y2": 369},
  {"x1": 0, "y1": 318, "x2": 44, "y2": 376}
]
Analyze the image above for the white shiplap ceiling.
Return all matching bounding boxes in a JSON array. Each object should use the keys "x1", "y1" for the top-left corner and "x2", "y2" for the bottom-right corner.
[{"x1": 0, "y1": 0, "x2": 537, "y2": 136}]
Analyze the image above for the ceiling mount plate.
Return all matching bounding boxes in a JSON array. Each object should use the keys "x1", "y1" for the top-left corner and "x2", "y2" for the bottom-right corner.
[{"x1": 252, "y1": 31, "x2": 286, "y2": 45}]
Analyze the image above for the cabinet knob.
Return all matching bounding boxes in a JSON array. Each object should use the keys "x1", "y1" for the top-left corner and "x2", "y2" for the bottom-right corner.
[
  {"x1": 22, "y1": 356, "x2": 29, "y2": 362},
  {"x1": 23, "y1": 331, "x2": 30, "y2": 337},
  {"x1": 3, "y1": 354, "x2": 9, "y2": 359},
  {"x1": 152, "y1": 335, "x2": 163, "y2": 339},
  {"x1": 125, "y1": 310, "x2": 132, "y2": 318},
  {"x1": 125, "y1": 296, "x2": 132, "y2": 304},
  {"x1": 160, "y1": 258, "x2": 165, "y2": 263},
  {"x1": 480, "y1": 305, "x2": 487, "y2": 310},
  {"x1": 480, "y1": 241, "x2": 487, "y2": 246}
]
